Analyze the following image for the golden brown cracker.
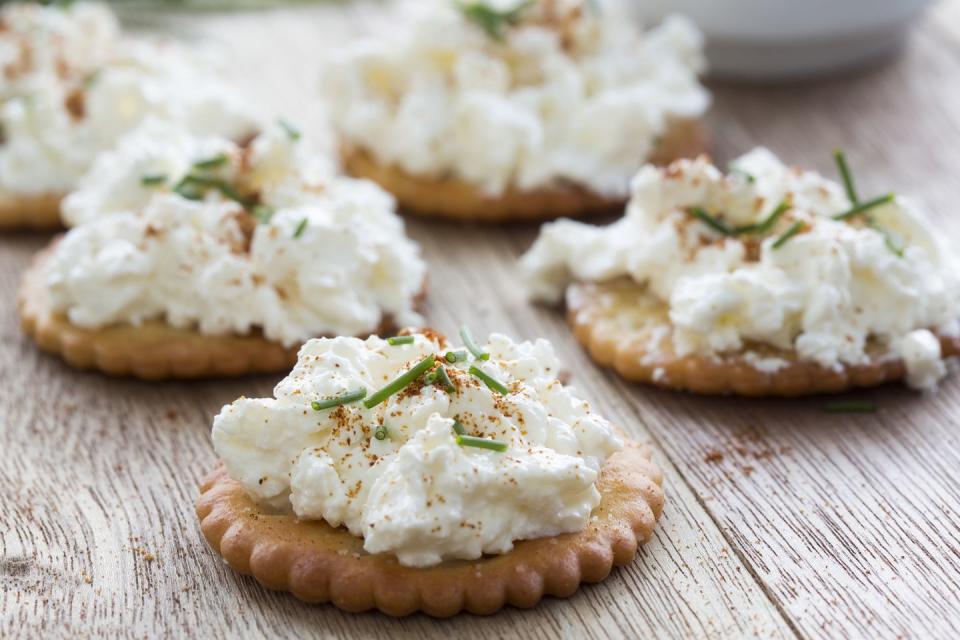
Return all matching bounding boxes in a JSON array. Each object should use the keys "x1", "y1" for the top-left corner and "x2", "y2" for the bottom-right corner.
[
  {"x1": 0, "y1": 190, "x2": 63, "y2": 230},
  {"x1": 195, "y1": 439, "x2": 664, "y2": 617},
  {"x1": 341, "y1": 118, "x2": 708, "y2": 223},
  {"x1": 567, "y1": 278, "x2": 960, "y2": 396}
]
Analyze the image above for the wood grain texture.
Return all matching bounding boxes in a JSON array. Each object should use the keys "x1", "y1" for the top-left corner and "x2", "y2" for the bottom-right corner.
[{"x1": 2, "y1": 1, "x2": 960, "y2": 638}]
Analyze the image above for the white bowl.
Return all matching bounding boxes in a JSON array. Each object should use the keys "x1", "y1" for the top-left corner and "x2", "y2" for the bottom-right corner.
[{"x1": 634, "y1": 0, "x2": 935, "y2": 80}]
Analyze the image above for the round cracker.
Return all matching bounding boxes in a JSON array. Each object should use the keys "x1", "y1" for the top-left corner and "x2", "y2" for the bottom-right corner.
[
  {"x1": 195, "y1": 439, "x2": 664, "y2": 617},
  {"x1": 17, "y1": 240, "x2": 416, "y2": 380},
  {"x1": 566, "y1": 278, "x2": 960, "y2": 397},
  {"x1": 0, "y1": 190, "x2": 64, "y2": 231},
  {"x1": 340, "y1": 118, "x2": 707, "y2": 223}
]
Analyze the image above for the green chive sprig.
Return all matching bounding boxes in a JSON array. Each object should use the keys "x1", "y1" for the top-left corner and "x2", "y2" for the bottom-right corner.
[
  {"x1": 822, "y1": 401, "x2": 877, "y2": 413},
  {"x1": 172, "y1": 174, "x2": 245, "y2": 203},
  {"x1": 831, "y1": 150, "x2": 902, "y2": 257},
  {"x1": 881, "y1": 229, "x2": 905, "y2": 257},
  {"x1": 460, "y1": 325, "x2": 490, "y2": 361},
  {"x1": 833, "y1": 149, "x2": 859, "y2": 205},
  {"x1": 445, "y1": 349, "x2": 469, "y2": 363},
  {"x1": 311, "y1": 388, "x2": 367, "y2": 411},
  {"x1": 470, "y1": 365, "x2": 509, "y2": 395},
  {"x1": 433, "y1": 366, "x2": 456, "y2": 393},
  {"x1": 293, "y1": 217, "x2": 308, "y2": 239},
  {"x1": 452, "y1": 419, "x2": 467, "y2": 435},
  {"x1": 374, "y1": 425, "x2": 389, "y2": 440},
  {"x1": 690, "y1": 207, "x2": 734, "y2": 236},
  {"x1": 455, "y1": 0, "x2": 533, "y2": 40},
  {"x1": 735, "y1": 200, "x2": 790, "y2": 234},
  {"x1": 387, "y1": 335, "x2": 415, "y2": 345},
  {"x1": 832, "y1": 193, "x2": 896, "y2": 222},
  {"x1": 193, "y1": 153, "x2": 229, "y2": 170},
  {"x1": 141, "y1": 174, "x2": 166, "y2": 187},
  {"x1": 456, "y1": 434, "x2": 507, "y2": 452},
  {"x1": 771, "y1": 221, "x2": 805, "y2": 249},
  {"x1": 363, "y1": 355, "x2": 437, "y2": 408},
  {"x1": 278, "y1": 118, "x2": 301, "y2": 141}
]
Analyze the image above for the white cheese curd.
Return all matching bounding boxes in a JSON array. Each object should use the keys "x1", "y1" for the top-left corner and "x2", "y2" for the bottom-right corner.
[
  {"x1": 0, "y1": 1, "x2": 117, "y2": 100},
  {"x1": 0, "y1": 2, "x2": 259, "y2": 196},
  {"x1": 323, "y1": 0, "x2": 708, "y2": 198},
  {"x1": 521, "y1": 147, "x2": 960, "y2": 390},
  {"x1": 44, "y1": 120, "x2": 426, "y2": 345},
  {"x1": 212, "y1": 331, "x2": 623, "y2": 567}
]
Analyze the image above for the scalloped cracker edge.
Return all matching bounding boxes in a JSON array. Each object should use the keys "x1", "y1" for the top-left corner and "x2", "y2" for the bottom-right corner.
[
  {"x1": 341, "y1": 118, "x2": 707, "y2": 223},
  {"x1": 567, "y1": 278, "x2": 960, "y2": 396},
  {"x1": 195, "y1": 439, "x2": 664, "y2": 617},
  {"x1": 0, "y1": 190, "x2": 63, "y2": 231}
]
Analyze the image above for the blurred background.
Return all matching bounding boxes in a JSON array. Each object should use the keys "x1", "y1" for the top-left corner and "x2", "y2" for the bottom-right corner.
[{"x1": 95, "y1": 0, "x2": 939, "y2": 80}]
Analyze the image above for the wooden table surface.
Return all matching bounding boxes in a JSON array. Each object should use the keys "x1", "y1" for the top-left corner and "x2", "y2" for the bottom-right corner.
[{"x1": 3, "y1": 3, "x2": 960, "y2": 638}]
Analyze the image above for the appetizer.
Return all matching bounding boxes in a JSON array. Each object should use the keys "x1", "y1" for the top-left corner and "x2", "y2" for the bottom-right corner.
[
  {"x1": 0, "y1": 1, "x2": 258, "y2": 229},
  {"x1": 521, "y1": 148, "x2": 960, "y2": 395},
  {"x1": 324, "y1": 0, "x2": 709, "y2": 222},
  {"x1": 18, "y1": 120, "x2": 426, "y2": 379},
  {"x1": 197, "y1": 328, "x2": 664, "y2": 616}
]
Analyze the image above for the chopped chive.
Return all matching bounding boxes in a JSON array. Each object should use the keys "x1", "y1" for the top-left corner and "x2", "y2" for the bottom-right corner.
[
  {"x1": 771, "y1": 221, "x2": 805, "y2": 249},
  {"x1": 252, "y1": 204, "x2": 274, "y2": 224},
  {"x1": 728, "y1": 166, "x2": 755, "y2": 184},
  {"x1": 311, "y1": 388, "x2": 367, "y2": 411},
  {"x1": 832, "y1": 193, "x2": 896, "y2": 221},
  {"x1": 193, "y1": 153, "x2": 228, "y2": 170},
  {"x1": 293, "y1": 217, "x2": 308, "y2": 239},
  {"x1": 456, "y1": 0, "x2": 533, "y2": 40},
  {"x1": 469, "y1": 365, "x2": 509, "y2": 395},
  {"x1": 833, "y1": 149, "x2": 859, "y2": 205},
  {"x1": 374, "y1": 425, "x2": 389, "y2": 440},
  {"x1": 690, "y1": 207, "x2": 734, "y2": 236},
  {"x1": 387, "y1": 335, "x2": 415, "y2": 345},
  {"x1": 459, "y1": 325, "x2": 489, "y2": 361},
  {"x1": 735, "y1": 200, "x2": 790, "y2": 234},
  {"x1": 140, "y1": 174, "x2": 166, "y2": 187},
  {"x1": 456, "y1": 434, "x2": 507, "y2": 452},
  {"x1": 172, "y1": 174, "x2": 246, "y2": 204},
  {"x1": 445, "y1": 349, "x2": 469, "y2": 363},
  {"x1": 822, "y1": 401, "x2": 877, "y2": 413},
  {"x1": 172, "y1": 176, "x2": 205, "y2": 201},
  {"x1": 278, "y1": 118, "x2": 301, "y2": 141},
  {"x1": 434, "y1": 366, "x2": 456, "y2": 393},
  {"x1": 881, "y1": 228, "x2": 904, "y2": 257},
  {"x1": 363, "y1": 355, "x2": 437, "y2": 408},
  {"x1": 452, "y1": 419, "x2": 467, "y2": 435}
]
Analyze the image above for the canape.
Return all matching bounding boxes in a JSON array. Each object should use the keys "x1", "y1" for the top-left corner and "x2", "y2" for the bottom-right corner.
[
  {"x1": 0, "y1": 1, "x2": 258, "y2": 230},
  {"x1": 521, "y1": 148, "x2": 960, "y2": 395},
  {"x1": 324, "y1": 0, "x2": 709, "y2": 222},
  {"x1": 197, "y1": 328, "x2": 664, "y2": 615},
  {"x1": 18, "y1": 120, "x2": 427, "y2": 379}
]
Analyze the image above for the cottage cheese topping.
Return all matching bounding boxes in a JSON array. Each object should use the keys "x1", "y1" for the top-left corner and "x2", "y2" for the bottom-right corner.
[
  {"x1": 44, "y1": 120, "x2": 426, "y2": 345},
  {"x1": 324, "y1": 0, "x2": 708, "y2": 197},
  {"x1": 212, "y1": 331, "x2": 623, "y2": 567},
  {"x1": 0, "y1": 2, "x2": 259, "y2": 196},
  {"x1": 522, "y1": 148, "x2": 960, "y2": 390},
  {"x1": 0, "y1": 1, "x2": 117, "y2": 96}
]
